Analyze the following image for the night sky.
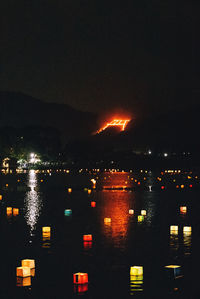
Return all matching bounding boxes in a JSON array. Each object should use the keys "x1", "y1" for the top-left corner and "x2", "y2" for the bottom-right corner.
[{"x1": 1, "y1": 1, "x2": 200, "y2": 114}]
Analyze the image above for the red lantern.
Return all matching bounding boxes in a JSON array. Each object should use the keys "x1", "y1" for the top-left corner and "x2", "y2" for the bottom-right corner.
[
  {"x1": 189, "y1": 184, "x2": 193, "y2": 188},
  {"x1": 73, "y1": 273, "x2": 88, "y2": 284},
  {"x1": 83, "y1": 234, "x2": 92, "y2": 242},
  {"x1": 161, "y1": 186, "x2": 165, "y2": 190},
  {"x1": 91, "y1": 201, "x2": 96, "y2": 208}
]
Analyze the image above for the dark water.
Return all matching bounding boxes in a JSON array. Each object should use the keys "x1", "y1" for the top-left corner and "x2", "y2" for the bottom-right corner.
[{"x1": 0, "y1": 170, "x2": 200, "y2": 298}]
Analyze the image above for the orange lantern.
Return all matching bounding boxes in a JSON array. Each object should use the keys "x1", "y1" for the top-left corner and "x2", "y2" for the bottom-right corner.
[
  {"x1": 87, "y1": 189, "x2": 92, "y2": 194},
  {"x1": 73, "y1": 273, "x2": 88, "y2": 284},
  {"x1": 68, "y1": 188, "x2": 72, "y2": 193},
  {"x1": 7, "y1": 207, "x2": 12, "y2": 216},
  {"x1": 16, "y1": 267, "x2": 31, "y2": 277},
  {"x1": 91, "y1": 201, "x2": 96, "y2": 208},
  {"x1": 180, "y1": 206, "x2": 187, "y2": 214},
  {"x1": 83, "y1": 234, "x2": 92, "y2": 242},
  {"x1": 0, "y1": 195, "x2": 2, "y2": 200},
  {"x1": 129, "y1": 209, "x2": 134, "y2": 215},
  {"x1": 21, "y1": 259, "x2": 35, "y2": 269},
  {"x1": 104, "y1": 218, "x2": 111, "y2": 225},
  {"x1": 13, "y1": 208, "x2": 19, "y2": 216}
]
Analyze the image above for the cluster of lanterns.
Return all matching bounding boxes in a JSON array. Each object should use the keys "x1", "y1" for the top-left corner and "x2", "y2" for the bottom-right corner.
[
  {"x1": 16, "y1": 259, "x2": 35, "y2": 287},
  {"x1": 6, "y1": 207, "x2": 19, "y2": 217}
]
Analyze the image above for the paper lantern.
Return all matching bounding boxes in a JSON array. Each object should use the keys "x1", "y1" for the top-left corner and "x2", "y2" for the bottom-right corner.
[
  {"x1": 42, "y1": 227, "x2": 51, "y2": 239},
  {"x1": 73, "y1": 273, "x2": 88, "y2": 284},
  {"x1": 87, "y1": 189, "x2": 92, "y2": 194},
  {"x1": 13, "y1": 208, "x2": 19, "y2": 216},
  {"x1": 161, "y1": 186, "x2": 165, "y2": 190},
  {"x1": 6, "y1": 207, "x2": 12, "y2": 216},
  {"x1": 181, "y1": 185, "x2": 184, "y2": 189},
  {"x1": 170, "y1": 225, "x2": 178, "y2": 235},
  {"x1": 91, "y1": 201, "x2": 96, "y2": 208},
  {"x1": 165, "y1": 265, "x2": 181, "y2": 279},
  {"x1": 130, "y1": 266, "x2": 143, "y2": 276},
  {"x1": 0, "y1": 195, "x2": 2, "y2": 200},
  {"x1": 180, "y1": 206, "x2": 187, "y2": 214},
  {"x1": 104, "y1": 218, "x2": 111, "y2": 224},
  {"x1": 83, "y1": 234, "x2": 92, "y2": 242},
  {"x1": 68, "y1": 188, "x2": 72, "y2": 193},
  {"x1": 16, "y1": 277, "x2": 31, "y2": 287},
  {"x1": 16, "y1": 267, "x2": 31, "y2": 277},
  {"x1": 138, "y1": 215, "x2": 144, "y2": 222},
  {"x1": 21, "y1": 259, "x2": 35, "y2": 269},
  {"x1": 141, "y1": 210, "x2": 146, "y2": 216},
  {"x1": 129, "y1": 209, "x2": 134, "y2": 215},
  {"x1": 64, "y1": 209, "x2": 72, "y2": 216},
  {"x1": 183, "y1": 226, "x2": 192, "y2": 235}
]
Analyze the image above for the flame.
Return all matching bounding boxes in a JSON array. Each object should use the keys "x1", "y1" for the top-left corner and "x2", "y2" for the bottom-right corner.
[{"x1": 97, "y1": 119, "x2": 130, "y2": 134}]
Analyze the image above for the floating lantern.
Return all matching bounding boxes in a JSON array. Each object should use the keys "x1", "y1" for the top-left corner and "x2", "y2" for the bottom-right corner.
[
  {"x1": 189, "y1": 184, "x2": 193, "y2": 188},
  {"x1": 170, "y1": 225, "x2": 178, "y2": 235},
  {"x1": 83, "y1": 234, "x2": 92, "y2": 242},
  {"x1": 13, "y1": 208, "x2": 19, "y2": 216},
  {"x1": 129, "y1": 209, "x2": 134, "y2": 215},
  {"x1": 16, "y1": 267, "x2": 31, "y2": 277},
  {"x1": 180, "y1": 206, "x2": 187, "y2": 214},
  {"x1": 104, "y1": 218, "x2": 111, "y2": 224},
  {"x1": 87, "y1": 189, "x2": 92, "y2": 194},
  {"x1": 91, "y1": 201, "x2": 96, "y2": 208},
  {"x1": 16, "y1": 277, "x2": 31, "y2": 287},
  {"x1": 165, "y1": 265, "x2": 181, "y2": 279},
  {"x1": 138, "y1": 215, "x2": 144, "y2": 222},
  {"x1": 42, "y1": 227, "x2": 51, "y2": 239},
  {"x1": 161, "y1": 186, "x2": 165, "y2": 190},
  {"x1": 6, "y1": 184, "x2": 8, "y2": 187},
  {"x1": 21, "y1": 259, "x2": 35, "y2": 269},
  {"x1": 64, "y1": 209, "x2": 72, "y2": 216},
  {"x1": 0, "y1": 195, "x2": 2, "y2": 200},
  {"x1": 130, "y1": 266, "x2": 143, "y2": 276},
  {"x1": 68, "y1": 188, "x2": 72, "y2": 193},
  {"x1": 141, "y1": 210, "x2": 146, "y2": 216},
  {"x1": 181, "y1": 185, "x2": 184, "y2": 189},
  {"x1": 73, "y1": 273, "x2": 88, "y2": 284},
  {"x1": 183, "y1": 226, "x2": 192, "y2": 235},
  {"x1": 6, "y1": 207, "x2": 12, "y2": 216}
]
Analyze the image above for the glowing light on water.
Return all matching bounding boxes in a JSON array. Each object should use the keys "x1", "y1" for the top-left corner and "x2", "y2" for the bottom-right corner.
[{"x1": 24, "y1": 170, "x2": 42, "y2": 235}]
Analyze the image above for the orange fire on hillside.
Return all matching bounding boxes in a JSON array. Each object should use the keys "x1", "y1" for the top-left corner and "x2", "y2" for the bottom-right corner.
[{"x1": 97, "y1": 119, "x2": 130, "y2": 134}]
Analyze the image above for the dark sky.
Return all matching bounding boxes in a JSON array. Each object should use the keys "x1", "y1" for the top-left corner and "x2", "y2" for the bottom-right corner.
[{"x1": 1, "y1": 1, "x2": 200, "y2": 114}]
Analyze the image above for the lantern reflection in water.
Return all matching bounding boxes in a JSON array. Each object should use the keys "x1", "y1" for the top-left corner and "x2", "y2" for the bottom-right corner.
[
  {"x1": 100, "y1": 187, "x2": 131, "y2": 248},
  {"x1": 16, "y1": 277, "x2": 31, "y2": 287},
  {"x1": 183, "y1": 228, "x2": 192, "y2": 255},
  {"x1": 74, "y1": 283, "x2": 88, "y2": 295},
  {"x1": 24, "y1": 170, "x2": 42, "y2": 236}
]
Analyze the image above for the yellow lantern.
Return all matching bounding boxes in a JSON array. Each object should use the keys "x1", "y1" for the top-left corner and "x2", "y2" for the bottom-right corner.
[
  {"x1": 87, "y1": 189, "x2": 92, "y2": 194},
  {"x1": 104, "y1": 218, "x2": 111, "y2": 225},
  {"x1": 42, "y1": 226, "x2": 51, "y2": 239},
  {"x1": 21, "y1": 259, "x2": 35, "y2": 269},
  {"x1": 68, "y1": 188, "x2": 72, "y2": 193},
  {"x1": 170, "y1": 225, "x2": 178, "y2": 235},
  {"x1": 138, "y1": 215, "x2": 144, "y2": 222},
  {"x1": 16, "y1": 267, "x2": 31, "y2": 277},
  {"x1": 6, "y1": 207, "x2": 12, "y2": 216},
  {"x1": 130, "y1": 266, "x2": 143, "y2": 276},
  {"x1": 13, "y1": 208, "x2": 19, "y2": 216},
  {"x1": 141, "y1": 210, "x2": 146, "y2": 216},
  {"x1": 183, "y1": 226, "x2": 192, "y2": 235}
]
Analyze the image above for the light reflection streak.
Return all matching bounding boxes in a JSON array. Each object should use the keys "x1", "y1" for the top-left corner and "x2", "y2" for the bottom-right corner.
[{"x1": 24, "y1": 170, "x2": 42, "y2": 236}]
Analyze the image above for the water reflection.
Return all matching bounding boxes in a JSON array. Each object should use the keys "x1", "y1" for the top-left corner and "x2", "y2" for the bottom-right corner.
[
  {"x1": 100, "y1": 191, "x2": 130, "y2": 248},
  {"x1": 24, "y1": 170, "x2": 42, "y2": 236}
]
